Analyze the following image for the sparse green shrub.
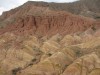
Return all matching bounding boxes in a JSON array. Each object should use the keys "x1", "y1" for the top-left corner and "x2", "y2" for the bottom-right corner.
[
  {"x1": 91, "y1": 26, "x2": 96, "y2": 31},
  {"x1": 76, "y1": 50, "x2": 82, "y2": 57},
  {"x1": 31, "y1": 58, "x2": 37, "y2": 62},
  {"x1": 69, "y1": 46, "x2": 83, "y2": 57},
  {"x1": 95, "y1": 16, "x2": 100, "y2": 19},
  {"x1": 46, "y1": 53, "x2": 52, "y2": 56},
  {"x1": 12, "y1": 67, "x2": 22, "y2": 75}
]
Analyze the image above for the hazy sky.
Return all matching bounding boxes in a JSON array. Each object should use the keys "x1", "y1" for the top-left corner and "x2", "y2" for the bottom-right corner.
[{"x1": 0, "y1": 0, "x2": 78, "y2": 15}]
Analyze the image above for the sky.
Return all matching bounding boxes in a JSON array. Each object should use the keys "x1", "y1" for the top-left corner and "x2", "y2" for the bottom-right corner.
[{"x1": 0, "y1": 0, "x2": 78, "y2": 15}]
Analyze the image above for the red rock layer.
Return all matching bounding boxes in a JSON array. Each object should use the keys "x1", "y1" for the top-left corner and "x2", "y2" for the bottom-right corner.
[{"x1": 0, "y1": 11, "x2": 99, "y2": 37}]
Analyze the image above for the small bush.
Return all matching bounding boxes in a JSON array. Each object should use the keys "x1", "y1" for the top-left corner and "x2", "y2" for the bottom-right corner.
[
  {"x1": 31, "y1": 58, "x2": 37, "y2": 62},
  {"x1": 76, "y1": 50, "x2": 82, "y2": 57},
  {"x1": 95, "y1": 16, "x2": 100, "y2": 19},
  {"x1": 91, "y1": 26, "x2": 96, "y2": 31},
  {"x1": 12, "y1": 67, "x2": 22, "y2": 75}
]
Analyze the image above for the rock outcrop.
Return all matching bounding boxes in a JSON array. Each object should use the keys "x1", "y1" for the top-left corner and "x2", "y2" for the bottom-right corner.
[
  {"x1": 0, "y1": 11, "x2": 99, "y2": 36},
  {"x1": 0, "y1": 0, "x2": 100, "y2": 37}
]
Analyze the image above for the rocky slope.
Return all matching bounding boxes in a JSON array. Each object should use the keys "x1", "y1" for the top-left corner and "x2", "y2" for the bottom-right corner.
[
  {"x1": 0, "y1": 1, "x2": 100, "y2": 36},
  {"x1": 0, "y1": 0, "x2": 99, "y2": 75},
  {"x1": 0, "y1": 28, "x2": 99, "y2": 75},
  {"x1": 0, "y1": 11, "x2": 98, "y2": 37}
]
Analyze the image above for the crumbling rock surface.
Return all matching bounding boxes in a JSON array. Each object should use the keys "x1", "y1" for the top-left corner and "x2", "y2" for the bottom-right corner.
[
  {"x1": 0, "y1": 12, "x2": 99, "y2": 37},
  {"x1": 0, "y1": 28, "x2": 99, "y2": 75},
  {"x1": 0, "y1": 1, "x2": 99, "y2": 75},
  {"x1": 0, "y1": 0, "x2": 100, "y2": 37}
]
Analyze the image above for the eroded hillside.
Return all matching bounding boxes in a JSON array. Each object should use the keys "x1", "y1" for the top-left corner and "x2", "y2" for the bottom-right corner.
[
  {"x1": 0, "y1": 28, "x2": 99, "y2": 75},
  {"x1": 0, "y1": 0, "x2": 100, "y2": 75}
]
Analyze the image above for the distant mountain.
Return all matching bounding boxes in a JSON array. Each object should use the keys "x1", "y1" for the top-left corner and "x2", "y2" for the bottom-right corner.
[{"x1": 1, "y1": 0, "x2": 100, "y2": 21}]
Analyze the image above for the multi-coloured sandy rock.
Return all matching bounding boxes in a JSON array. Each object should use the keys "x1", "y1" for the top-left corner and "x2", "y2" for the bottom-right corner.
[{"x1": 0, "y1": 0, "x2": 100, "y2": 75}]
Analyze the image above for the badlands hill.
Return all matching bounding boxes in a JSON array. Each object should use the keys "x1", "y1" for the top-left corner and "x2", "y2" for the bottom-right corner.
[{"x1": 0, "y1": 0, "x2": 100, "y2": 75}]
